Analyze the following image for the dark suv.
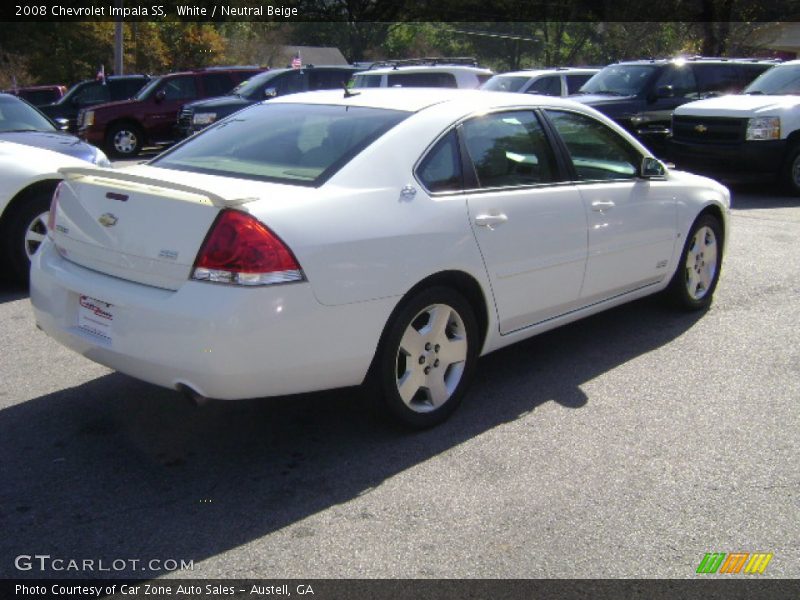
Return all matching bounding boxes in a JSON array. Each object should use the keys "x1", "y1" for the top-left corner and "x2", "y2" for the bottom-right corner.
[
  {"x1": 78, "y1": 67, "x2": 264, "y2": 157},
  {"x1": 39, "y1": 75, "x2": 150, "y2": 132},
  {"x1": 571, "y1": 57, "x2": 777, "y2": 155},
  {"x1": 177, "y1": 65, "x2": 359, "y2": 138}
]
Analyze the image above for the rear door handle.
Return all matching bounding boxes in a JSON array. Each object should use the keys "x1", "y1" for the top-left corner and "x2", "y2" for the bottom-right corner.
[
  {"x1": 474, "y1": 213, "x2": 508, "y2": 229},
  {"x1": 591, "y1": 200, "x2": 616, "y2": 212}
]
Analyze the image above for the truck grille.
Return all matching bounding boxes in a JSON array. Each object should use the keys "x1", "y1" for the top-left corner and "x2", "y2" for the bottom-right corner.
[{"x1": 672, "y1": 116, "x2": 747, "y2": 144}]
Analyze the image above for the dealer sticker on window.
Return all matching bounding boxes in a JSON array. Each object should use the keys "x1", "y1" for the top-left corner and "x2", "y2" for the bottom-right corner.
[{"x1": 77, "y1": 295, "x2": 115, "y2": 342}]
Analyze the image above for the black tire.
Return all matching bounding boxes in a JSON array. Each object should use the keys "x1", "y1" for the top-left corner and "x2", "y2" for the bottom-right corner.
[
  {"x1": 665, "y1": 214, "x2": 723, "y2": 311},
  {"x1": 1, "y1": 190, "x2": 51, "y2": 285},
  {"x1": 782, "y1": 144, "x2": 800, "y2": 195},
  {"x1": 105, "y1": 122, "x2": 143, "y2": 158},
  {"x1": 367, "y1": 286, "x2": 480, "y2": 429}
]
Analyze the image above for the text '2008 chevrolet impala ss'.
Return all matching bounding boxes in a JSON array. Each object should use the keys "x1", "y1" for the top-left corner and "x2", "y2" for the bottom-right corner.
[{"x1": 30, "y1": 89, "x2": 729, "y2": 428}]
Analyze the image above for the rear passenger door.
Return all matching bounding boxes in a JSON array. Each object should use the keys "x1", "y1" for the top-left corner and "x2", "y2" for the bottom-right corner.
[{"x1": 459, "y1": 110, "x2": 588, "y2": 333}]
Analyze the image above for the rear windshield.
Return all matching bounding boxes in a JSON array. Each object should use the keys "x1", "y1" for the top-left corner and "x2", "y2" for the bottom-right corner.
[
  {"x1": 151, "y1": 103, "x2": 409, "y2": 186},
  {"x1": 482, "y1": 75, "x2": 531, "y2": 92},
  {"x1": 744, "y1": 65, "x2": 800, "y2": 95}
]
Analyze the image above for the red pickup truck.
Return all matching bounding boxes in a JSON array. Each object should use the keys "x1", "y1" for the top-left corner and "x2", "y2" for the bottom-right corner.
[{"x1": 77, "y1": 67, "x2": 264, "y2": 157}]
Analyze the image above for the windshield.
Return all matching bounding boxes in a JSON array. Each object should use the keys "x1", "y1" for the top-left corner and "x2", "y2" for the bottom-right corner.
[
  {"x1": 0, "y1": 96, "x2": 55, "y2": 132},
  {"x1": 744, "y1": 65, "x2": 800, "y2": 95},
  {"x1": 230, "y1": 71, "x2": 282, "y2": 100},
  {"x1": 151, "y1": 103, "x2": 409, "y2": 186},
  {"x1": 481, "y1": 75, "x2": 531, "y2": 92},
  {"x1": 579, "y1": 65, "x2": 658, "y2": 96},
  {"x1": 134, "y1": 77, "x2": 164, "y2": 101}
]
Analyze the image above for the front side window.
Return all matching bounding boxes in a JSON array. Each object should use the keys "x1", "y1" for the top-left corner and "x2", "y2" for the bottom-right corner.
[
  {"x1": 527, "y1": 75, "x2": 562, "y2": 96},
  {"x1": 151, "y1": 103, "x2": 409, "y2": 186},
  {"x1": 566, "y1": 74, "x2": 593, "y2": 94},
  {"x1": 161, "y1": 76, "x2": 198, "y2": 101},
  {"x1": 416, "y1": 129, "x2": 463, "y2": 193},
  {"x1": 75, "y1": 82, "x2": 110, "y2": 105},
  {"x1": 545, "y1": 110, "x2": 640, "y2": 181},
  {"x1": 654, "y1": 65, "x2": 698, "y2": 99},
  {"x1": 580, "y1": 65, "x2": 658, "y2": 96},
  {"x1": 460, "y1": 110, "x2": 557, "y2": 188}
]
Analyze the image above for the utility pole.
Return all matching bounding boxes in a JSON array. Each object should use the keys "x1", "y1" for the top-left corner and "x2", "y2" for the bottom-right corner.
[{"x1": 113, "y1": 0, "x2": 124, "y2": 75}]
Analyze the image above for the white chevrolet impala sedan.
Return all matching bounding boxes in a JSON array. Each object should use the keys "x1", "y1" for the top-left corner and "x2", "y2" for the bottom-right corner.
[{"x1": 31, "y1": 89, "x2": 729, "y2": 428}]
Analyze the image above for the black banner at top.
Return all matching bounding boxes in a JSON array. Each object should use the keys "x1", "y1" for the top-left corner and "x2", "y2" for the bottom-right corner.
[{"x1": 3, "y1": 0, "x2": 800, "y2": 22}]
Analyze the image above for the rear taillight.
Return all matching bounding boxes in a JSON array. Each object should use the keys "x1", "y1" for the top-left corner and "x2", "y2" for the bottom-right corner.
[
  {"x1": 191, "y1": 209, "x2": 304, "y2": 286},
  {"x1": 47, "y1": 181, "x2": 64, "y2": 237}
]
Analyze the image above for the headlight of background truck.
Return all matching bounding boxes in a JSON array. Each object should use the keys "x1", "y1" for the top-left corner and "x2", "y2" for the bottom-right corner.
[
  {"x1": 746, "y1": 117, "x2": 780, "y2": 141},
  {"x1": 192, "y1": 113, "x2": 217, "y2": 126}
]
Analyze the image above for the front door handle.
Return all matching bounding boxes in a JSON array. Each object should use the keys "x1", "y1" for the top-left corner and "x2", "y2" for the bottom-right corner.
[
  {"x1": 591, "y1": 200, "x2": 616, "y2": 212},
  {"x1": 474, "y1": 213, "x2": 508, "y2": 230}
]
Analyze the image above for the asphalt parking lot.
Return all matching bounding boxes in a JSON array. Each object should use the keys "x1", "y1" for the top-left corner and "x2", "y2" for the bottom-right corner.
[{"x1": 0, "y1": 183, "x2": 797, "y2": 579}]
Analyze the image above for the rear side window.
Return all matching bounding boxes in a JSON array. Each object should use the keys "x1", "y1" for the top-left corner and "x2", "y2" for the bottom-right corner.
[
  {"x1": 416, "y1": 130, "x2": 463, "y2": 193},
  {"x1": 546, "y1": 110, "x2": 640, "y2": 181},
  {"x1": 275, "y1": 71, "x2": 306, "y2": 95},
  {"x1": 527, "y1": 75, "x2": 562, "y2": 96},
  {"x1": 203, "y1": 73, "x2": 236, "y2": 97},
  {"x1": 351, "y1": 74, "x2": 382, "y2": 88},
  {"x1": 387, "y1": 72, "x2": 457, "y2": 88},
  {"x1": 461, "y1": 111, "x2": 557, "y2": 188},
  {"x1": 693, "y1": 64, "x2": 741, "y2": 96},
  {"x1": 152, "y1": 103, "x2": 409, "y2": 186}
]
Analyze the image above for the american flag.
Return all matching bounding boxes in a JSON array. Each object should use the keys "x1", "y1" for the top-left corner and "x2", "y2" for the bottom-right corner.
[
  {"x1": 291, "y1": 52, "x2": 302, "y2": 69},
  {"x1": 96, "y1": 64, "x2": 106, "y2": 84}
]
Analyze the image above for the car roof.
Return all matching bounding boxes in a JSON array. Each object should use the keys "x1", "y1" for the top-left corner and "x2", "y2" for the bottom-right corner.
[
  {"x1": 613, "y1": 57, "x2": 779, "y2": 66},
  {"x1": 494, "y1": 68, "x2": 600, "y2": 78},
  {"x1": 270, "y1": 87, "x2": 592, "y2": 114},
  {"x1": 355, "y1": 65, "x2": 493, "y2": 76}
]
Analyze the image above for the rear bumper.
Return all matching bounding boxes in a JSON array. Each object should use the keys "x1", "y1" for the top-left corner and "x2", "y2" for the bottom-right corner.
[
  {"x1": 669, "y1": 139, "x2": 786, "y2": 182},
  {"x1": 31, "y1": 240, "x2": 394, "y2": 400}
]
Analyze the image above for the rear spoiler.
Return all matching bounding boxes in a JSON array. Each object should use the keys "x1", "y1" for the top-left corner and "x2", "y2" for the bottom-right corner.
[{"x1": 58, "y1": 167, "x2": 256, "y2": 208}]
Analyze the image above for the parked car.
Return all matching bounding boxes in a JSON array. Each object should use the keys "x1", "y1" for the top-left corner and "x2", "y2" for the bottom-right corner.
[
  {"x1": 351, "y1": 58, "x2": 493, "y2": 89},
  {"x1": 0, "y1": 93, "x2": 110, "y2": 282},
  {"x1": 571, "y1": 57, "x2": 777, "y2": 154},
  {"x1": 39, "y1": 75, "x2": 151, "y2": 133},
  {"x1": 481, "y1": 67, "x2": 600, "y2": 97},
  {"x1": 670, "y1": 60, "x2": 800, "y2": 193},
  {"x1": 77, "y1": 67, "x2": 265, "y2": 157},
  {"x1": 32, "y1": 89, "x2": 729, "y2": 428},
  {"x1": 4, "y1": 84, "x2": 67, "y2": 106},
  {"x1": 177, "y1": 66, "x2": 359, "y2": 138},
  {"x1": 0, "y1": 143, "x2": 101, "y2": 284}
]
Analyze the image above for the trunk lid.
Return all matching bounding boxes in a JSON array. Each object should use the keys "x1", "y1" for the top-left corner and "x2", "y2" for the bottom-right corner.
[{"x1": 51, "y1": 167, "x2": 257, "y2": 290}]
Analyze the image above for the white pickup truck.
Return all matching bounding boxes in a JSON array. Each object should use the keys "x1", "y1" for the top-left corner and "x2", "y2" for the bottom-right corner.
[{"x1": 670, "y1": 60, "x2": 800, "y2": 193}]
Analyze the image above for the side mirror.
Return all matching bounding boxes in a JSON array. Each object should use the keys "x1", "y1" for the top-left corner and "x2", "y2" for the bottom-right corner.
[
  {"x1": 640, "y1": 156, "x2": 667, "y2": 178},
  {"x1": 656, "y1": 85, "x2": 674, "y2": 98},
  {"x1": 264, "y1": 87, "x2": 278, "y2": 99},
  {"x1": 54, "y1": 118, "x2": 70, "y2": 131},
  {"x1": 155, "y1": 89, "x2": 166, "y2": 102}
]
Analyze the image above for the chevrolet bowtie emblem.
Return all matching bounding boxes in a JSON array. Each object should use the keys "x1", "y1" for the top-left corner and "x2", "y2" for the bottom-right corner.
[
  {"x1": 98, "y1": 213, "x2": 118, "y2": 227},
  {"x1": 694, "y1": 124, "x2": 708, "y2": 133}
]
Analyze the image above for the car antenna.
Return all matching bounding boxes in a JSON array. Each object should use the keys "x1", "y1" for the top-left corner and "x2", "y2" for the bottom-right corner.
[{"x1": 343, "y1": 83, "x2": 360, "y2": 98}]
